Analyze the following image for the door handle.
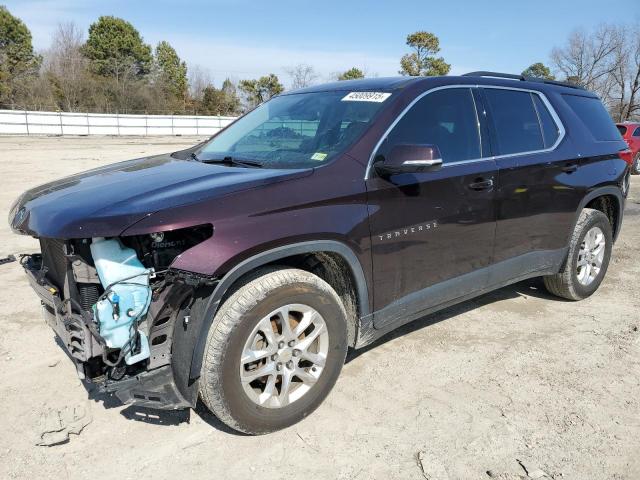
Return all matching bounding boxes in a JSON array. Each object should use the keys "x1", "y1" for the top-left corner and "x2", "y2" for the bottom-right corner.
[
  {"x1": 468, "y1": 178, "x2": 494, "y2": 190},
  {"x1": 562, "y1": 164, "x2": 578, "y2": 173}
]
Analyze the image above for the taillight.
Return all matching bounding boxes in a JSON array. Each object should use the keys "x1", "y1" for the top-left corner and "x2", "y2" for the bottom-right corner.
[{"x1": 618, "y1": 148, "x2": 633, "y2": 165}]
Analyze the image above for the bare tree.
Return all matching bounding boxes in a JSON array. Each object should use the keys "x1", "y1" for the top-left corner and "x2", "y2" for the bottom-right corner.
[
  {"x1": 609, "y1": 29, "x2": 632, "y2": 121},
  {"x1": 188, "y1": 64, "x2": 213, "y2": 101},
  {"x1": 550, "y1": 23, "x2": 640, "y2": 121},
  {"x1": 284, "y1": 64, "x2": 318, "y2": 90},
  {"x1": 551, "y1": 25, "x2": 620, "y2": 95},
  {"x1": 616, "y1": 25, "x2": 640, "y2": 120},
  {"x1": 43, "y1": 22, "x2": 89, "y2": 111}
]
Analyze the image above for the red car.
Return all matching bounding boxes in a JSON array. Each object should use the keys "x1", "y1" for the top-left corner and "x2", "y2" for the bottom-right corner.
[{"x1": 616, "y1": 122, "x2": 640, "y2": 174}]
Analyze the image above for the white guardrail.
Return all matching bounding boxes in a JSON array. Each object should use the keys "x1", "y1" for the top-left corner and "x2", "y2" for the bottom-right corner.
[{"x1": 0, "y1": 109, "x2": 237, "y2": 136}]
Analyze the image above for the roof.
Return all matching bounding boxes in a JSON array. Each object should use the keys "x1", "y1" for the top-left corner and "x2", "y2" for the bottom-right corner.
[{"x1": 282, "y1": 73, "x2": 598, "y2": 97}]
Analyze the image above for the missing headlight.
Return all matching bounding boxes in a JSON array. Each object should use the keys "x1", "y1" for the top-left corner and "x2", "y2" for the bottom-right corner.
[{"x1": 122, "y1": 224, "x2": 213, "y2": 271}]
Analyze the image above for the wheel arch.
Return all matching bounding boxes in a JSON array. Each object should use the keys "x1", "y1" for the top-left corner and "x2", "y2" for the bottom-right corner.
[
  {"x1": 188, "y1": 240, "x2": 370, "y2": 380},
  {"x1": 575, "y1": 187, "x2": 623, "y2": 242}
]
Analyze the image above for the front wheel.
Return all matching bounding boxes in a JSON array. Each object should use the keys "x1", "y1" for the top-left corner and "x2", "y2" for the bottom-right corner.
[
  {"x1": 543, "y1": 208, "x2": 612, "y2": 300},
  {"x1": 199, "y1": 267, "x2": 348, "y2": 434}
]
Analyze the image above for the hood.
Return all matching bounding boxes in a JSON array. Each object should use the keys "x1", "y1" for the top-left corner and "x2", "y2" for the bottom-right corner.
[{"x1": 10, "y1": 153, "x2": 310, "y2": 238}]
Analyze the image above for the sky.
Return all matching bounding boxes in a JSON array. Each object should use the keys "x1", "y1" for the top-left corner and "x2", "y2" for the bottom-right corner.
[{"x1": 4, "y1": 0, "x2": 640, "y2": 88}]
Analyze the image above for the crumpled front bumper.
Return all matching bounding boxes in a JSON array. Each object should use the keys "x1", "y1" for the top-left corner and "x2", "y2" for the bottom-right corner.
[
  {"x1": 23, "y1": 254, "x2": 196, "y2": 410},
  {"x1": 101, "y1": 365, "x2": 193, "y2": 410}
]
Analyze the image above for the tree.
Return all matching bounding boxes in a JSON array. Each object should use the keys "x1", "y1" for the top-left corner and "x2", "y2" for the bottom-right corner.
[
  {"x1": 551, "y1": 25, "x2": 620, "y2": 92},
  {"x1": 609, "y1": 24, "x2": 640, "y2": 121},
  {"x1": 221, "y1": 78, "x2": 240, "y2": 114},
  {"x1": 44, "y1": 22, "x2": 89, "y2": 111},
  {"x1": 188, "y1": 64, "x2": 212, "y2": 101},
  {"x1": 82, "y1": 16, "x2": 152, "y2": 83},
  {"x1": 155, "y1": 41, "x2": 187, "y2": 101},
  {"x1": 285, "y1": 64, "x2": 318, "y2": 89},
  {"x1": 522, "y1": 62, "x2": 555, "y2": 80},
  {"x1": 550, "y1": 24, "x2": 640, "y2": 121},
  {"x1": 399, "y1": 31, "x2": 450, "y2": 77},
  {"x1": 0, "y1": 5, "x2": 41, "y2": 106},
  {"x1": 199, "y1": 79, "x2": 240, "y2": 116},
  {"x1": 337, "y1": 67, "x2": 365, "y2": 81},
  {"x1": 239, "y1": 74, "x2": 284, "y2": 108}
]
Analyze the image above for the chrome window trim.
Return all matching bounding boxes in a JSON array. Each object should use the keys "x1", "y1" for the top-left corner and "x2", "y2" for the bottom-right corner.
[
  {"x1": 364, "y1": 84, "x2": 567, "y2": 179},
  {"x1": 469, "y1": 87, "x2": 483, "y2": 158}
]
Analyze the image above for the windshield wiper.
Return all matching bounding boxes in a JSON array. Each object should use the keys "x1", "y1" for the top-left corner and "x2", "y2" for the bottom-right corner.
[{"x1": 194, "y1": 153, "x2": 263, "y2": 168}]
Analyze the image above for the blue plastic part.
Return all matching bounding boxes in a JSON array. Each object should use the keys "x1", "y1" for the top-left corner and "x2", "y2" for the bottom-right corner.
[{"x1": 90, "y1": 238, "x2": 151, "y2": 363}]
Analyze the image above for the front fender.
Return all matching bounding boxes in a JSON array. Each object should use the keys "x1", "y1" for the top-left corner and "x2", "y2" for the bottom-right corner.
[{"x1": 184, "y1": 240, "x2": 370, "y2": 381}]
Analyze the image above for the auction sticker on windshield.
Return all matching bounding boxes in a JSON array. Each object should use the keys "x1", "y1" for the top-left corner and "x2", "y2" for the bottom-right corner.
[{"x1": 342, "y1": 92, "x2": 392, "y2": 102}]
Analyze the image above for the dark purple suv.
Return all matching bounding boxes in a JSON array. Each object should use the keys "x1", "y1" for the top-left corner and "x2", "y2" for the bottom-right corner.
[{"x1": 10, "y1": 72, "x2": 630, "y2": 434}]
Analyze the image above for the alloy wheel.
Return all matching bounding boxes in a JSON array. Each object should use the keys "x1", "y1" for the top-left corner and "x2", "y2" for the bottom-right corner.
[
  {"x1": 239, "y1": 303, "x2": 329, "y2": 408},
  {"x1": 576, "y1": 226, "x2": 606, "y2": 286}
]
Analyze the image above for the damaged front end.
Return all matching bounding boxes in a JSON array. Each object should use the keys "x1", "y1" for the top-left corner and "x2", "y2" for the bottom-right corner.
[{"x1": 22, "y1": 225, "x2": 215, "y2": 410}]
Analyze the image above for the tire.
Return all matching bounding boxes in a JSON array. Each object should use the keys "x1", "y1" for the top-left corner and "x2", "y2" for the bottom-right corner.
[
  {"x1": 543, "y1": 208, "x2": 613, "y2": 301},
  {"x1": 199, "y1": 267, "x2": 348, "y2": 434},
  {"x1": 632, "y1": 152, "x2": 640, "y2": 175}
]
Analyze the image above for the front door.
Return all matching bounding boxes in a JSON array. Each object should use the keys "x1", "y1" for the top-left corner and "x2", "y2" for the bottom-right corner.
[{"x1": 366, "y1": 87, "x2": 497, "y2": 328}]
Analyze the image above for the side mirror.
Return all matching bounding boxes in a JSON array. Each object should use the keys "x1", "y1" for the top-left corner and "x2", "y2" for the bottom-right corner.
[{"x1": 374, "y1": 144, "x2": 443, "y2": 177}]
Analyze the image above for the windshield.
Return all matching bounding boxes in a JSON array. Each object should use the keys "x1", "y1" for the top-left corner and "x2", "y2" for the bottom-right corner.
[{"x1": 197, "y1": 90, "x2": 392, "y2": 168}]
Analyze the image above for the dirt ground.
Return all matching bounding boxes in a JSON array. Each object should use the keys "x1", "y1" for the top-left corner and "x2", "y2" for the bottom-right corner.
[{"x1": 0, "y1": 136, "x2": 638, "y2": 480}]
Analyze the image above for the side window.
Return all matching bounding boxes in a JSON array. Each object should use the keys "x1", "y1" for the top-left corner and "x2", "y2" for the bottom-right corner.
[
  {"x1": 532, "y1": 94, "x2": 560, "y2": 148},
  {"x1": 483, "y1": 88, "x2": 544, "y2": 155},
  {"x1": 562, "y1": 94, "x2": 620, "y2": 141},
  {"x1": 633, "y1": 127, "x2": 640, "y2": 137},
  {"x1": 384, "y1": 88, "x2": 481, "y2": 164}
]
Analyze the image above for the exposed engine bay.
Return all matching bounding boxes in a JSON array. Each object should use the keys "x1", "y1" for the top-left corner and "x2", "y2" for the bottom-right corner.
[{"x1": 21, "y1": 224, "x2": 214, "y2": 409}]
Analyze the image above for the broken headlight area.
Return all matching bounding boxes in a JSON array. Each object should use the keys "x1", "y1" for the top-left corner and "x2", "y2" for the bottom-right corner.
[
  {"x1": 121, "y1": 224, "x2": 213, "y2": 271},
  {"x1": 21, "y1": 225, "x2": 214, "y2": 409}
]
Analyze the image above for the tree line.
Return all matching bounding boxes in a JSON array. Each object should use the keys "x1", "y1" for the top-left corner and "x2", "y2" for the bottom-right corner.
[
  {"x1": 0, "y1": 4, "x2": 638, "y2": 120},
  {"x1": 0, "y1": 6, "x2": 367, "y2": 115}
]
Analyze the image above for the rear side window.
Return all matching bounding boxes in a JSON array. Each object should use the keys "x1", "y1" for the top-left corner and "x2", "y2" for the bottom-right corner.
[
  {"x1": 562, "y1": 94, "x2": 620, "y2": 141},
  {"x1": 633, "y1": 127, "x2": 640, "y2": 137},
  {"x1": 532, "y1": 94, "x2": 560, "y2": 148},
  {"x1": 483, "y1": 89, "x2": 544, "y2": 155},
  {"x1": 384, "y1": 88, "x2": 481, "y2": 164},
  {"x1": 617, "y1": 125, "x2": 628, "y2": 136}
]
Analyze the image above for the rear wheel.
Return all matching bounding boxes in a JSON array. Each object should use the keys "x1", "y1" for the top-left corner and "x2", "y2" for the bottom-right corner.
[
  {"x1": 199, "y1": 267, "x2": 347, "y2": 434},
  {"x1": 543, "y1": 208, "x2": 612, "y2": 300},
  {"x1": 632, "y1": 152, "x2": 640, "y2": 175}
]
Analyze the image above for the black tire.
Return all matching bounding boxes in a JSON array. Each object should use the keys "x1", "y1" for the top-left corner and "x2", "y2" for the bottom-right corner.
[
  {"x1": 199, "y1": 267, "x2": 348, "y2": 435},
  {"x1": 543, "y1": 208, "x2": 613, "y2": 300},
  {"x1": 632, "y1": 152, "x2": 640, "y2": 175}
]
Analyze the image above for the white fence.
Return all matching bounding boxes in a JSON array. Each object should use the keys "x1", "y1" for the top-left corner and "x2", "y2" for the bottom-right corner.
[{"x1": 0, "y1": 109, "x2": 237, "y2": 136}]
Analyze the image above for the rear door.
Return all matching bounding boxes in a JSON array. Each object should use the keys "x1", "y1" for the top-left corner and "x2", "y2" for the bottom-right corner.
[
  {"x1": 366, "y1": 86, "x2": 498, "y2": 327},
  {"x1": 481, "y1": 86, "x2": 581, "y2": 274}
]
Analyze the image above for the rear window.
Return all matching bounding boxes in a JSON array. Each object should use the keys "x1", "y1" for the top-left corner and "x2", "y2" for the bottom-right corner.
[
  {"x1": 483, "y1": 88, "x2": 544, "y2": 155},
  {"x1": 617, "y1": 125, "x2": 627, "y2": 136},
  {"x1": 563, "y1": 94, "x2": 621, "y2": 141}
]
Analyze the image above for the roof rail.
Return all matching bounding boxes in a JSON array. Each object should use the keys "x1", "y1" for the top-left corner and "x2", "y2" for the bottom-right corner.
[{"x1": 462, "y1": 71, "x2": 585, "y2": 90}]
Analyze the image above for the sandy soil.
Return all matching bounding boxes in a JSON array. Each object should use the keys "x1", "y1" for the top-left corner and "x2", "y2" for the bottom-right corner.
[{"x1": 0, "y1": 136, "x2": 638, "y2": 480}]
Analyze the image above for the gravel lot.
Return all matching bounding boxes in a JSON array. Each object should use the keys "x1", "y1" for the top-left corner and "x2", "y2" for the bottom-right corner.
[{"x1": 0, "y1": 136, "x2": 638, "y2": 480}]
